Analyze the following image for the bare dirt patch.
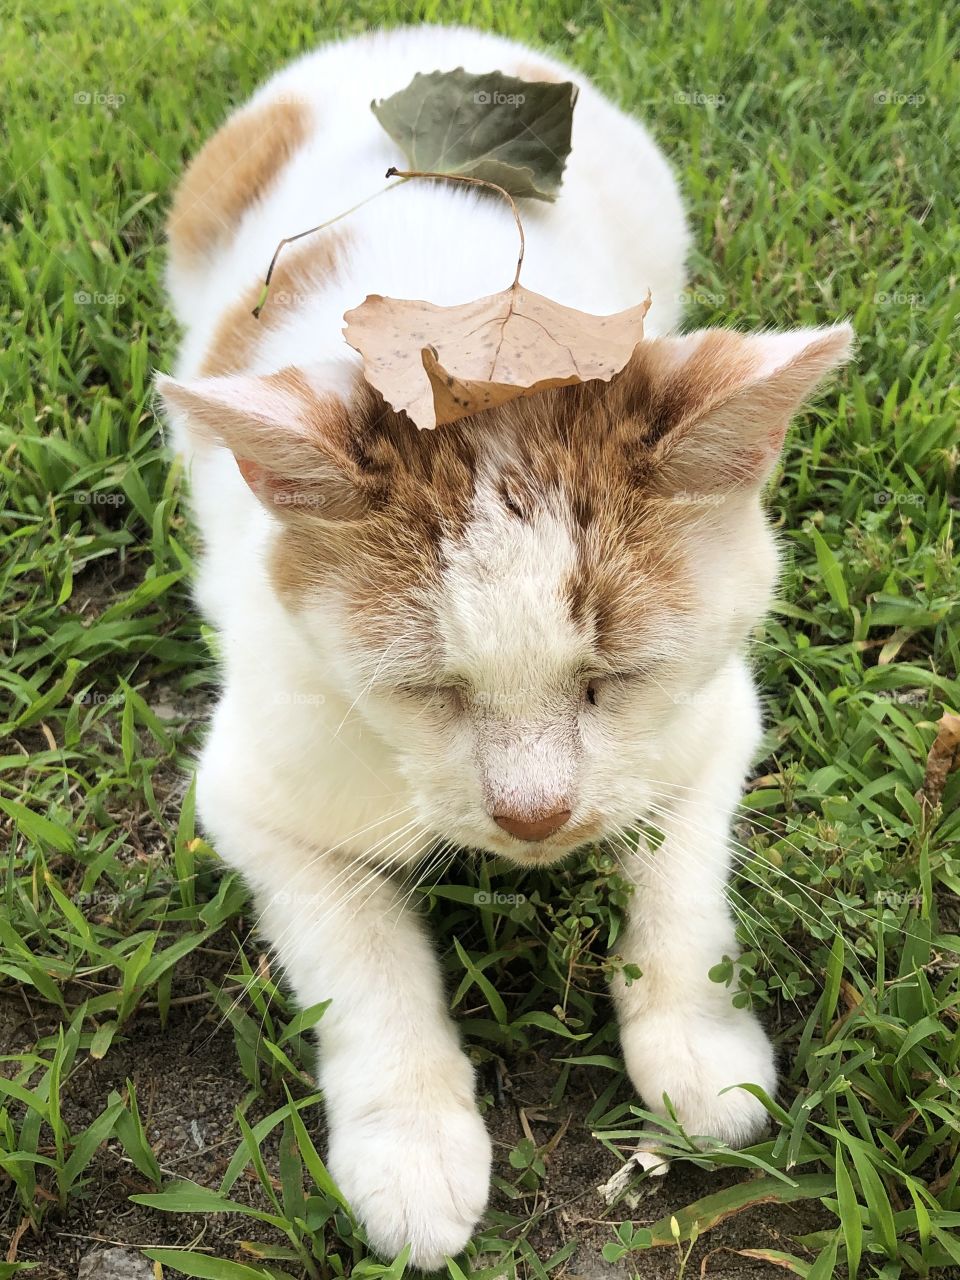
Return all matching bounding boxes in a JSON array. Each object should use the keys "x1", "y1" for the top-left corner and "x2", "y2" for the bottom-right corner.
[{"x1": 2, "y1": 982, "x2": 834, "y2": 1279}]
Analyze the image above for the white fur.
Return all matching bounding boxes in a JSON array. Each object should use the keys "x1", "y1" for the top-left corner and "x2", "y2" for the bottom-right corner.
[{"x1": 160, "y1": 26, "x2": 829, "y2": 1269}]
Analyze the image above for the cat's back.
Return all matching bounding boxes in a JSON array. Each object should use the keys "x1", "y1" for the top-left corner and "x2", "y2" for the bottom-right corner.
[{"x1": 166, "y1": 23, "x2": 689, "y2": 371}]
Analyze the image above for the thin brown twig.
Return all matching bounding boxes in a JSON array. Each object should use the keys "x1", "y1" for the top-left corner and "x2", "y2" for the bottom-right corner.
[
  {"x1": 251, "y1": 180, "x2": 401, "y2": 319},
  {"x1": 252, "y1": 165, "x2": 527, "y2": 320},
  {"x1": 385, "y1": 165, "x2": 525, "y2": 287}
]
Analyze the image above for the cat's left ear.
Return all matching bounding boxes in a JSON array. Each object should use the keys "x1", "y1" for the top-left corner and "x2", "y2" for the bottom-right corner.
[
  {"x1": 156, "y1": 366, "x2": 365, "y2": 519},
  {"x1": 625, "y1": 324, "x2": 855, "y2": 493}
]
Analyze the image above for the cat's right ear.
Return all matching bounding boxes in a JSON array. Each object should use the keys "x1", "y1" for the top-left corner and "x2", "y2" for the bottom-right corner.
[{"x1": 156, "y1": 366, "x2": 364, "y2": 520}]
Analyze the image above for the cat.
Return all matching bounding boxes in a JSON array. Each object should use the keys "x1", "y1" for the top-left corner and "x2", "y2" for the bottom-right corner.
[{"x1": 158, "y1": 23, "x2": 852, "y2": 1269}]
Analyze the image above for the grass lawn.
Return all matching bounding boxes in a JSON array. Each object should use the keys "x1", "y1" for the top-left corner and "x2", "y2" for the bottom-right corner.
[{"x1": 2, "y1": 0, "x2": 959, "y2": 1276}]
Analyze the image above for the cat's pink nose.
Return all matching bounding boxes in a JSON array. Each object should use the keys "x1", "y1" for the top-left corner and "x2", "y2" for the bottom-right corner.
[{"x1": 493, "y1": 808, "x2": 572, "y2": 842}]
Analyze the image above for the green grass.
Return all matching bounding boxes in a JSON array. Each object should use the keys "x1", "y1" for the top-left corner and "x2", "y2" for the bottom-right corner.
[{"x1": 1, "y1": 0, "x2": 959, "y2": 1277}]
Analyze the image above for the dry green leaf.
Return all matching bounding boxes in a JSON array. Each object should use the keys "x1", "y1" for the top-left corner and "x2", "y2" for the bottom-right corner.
[
  {"x1": 701, "y1": 1246, "x2": 811, "y2": 1275},
  {"x1": 371, "y1": 68, "x2": 578, "y2": 201},
  {"x1": 343, "y1": 286, "x2": 651, "y2": 429},
  {"x1": 644, "y1": 1173, "x2": 834, "y2": 1245}
]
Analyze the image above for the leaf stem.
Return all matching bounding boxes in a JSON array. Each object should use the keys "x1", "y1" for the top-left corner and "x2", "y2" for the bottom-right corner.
[
  {"x1": 385, "y1": 166, "x2": 526, "y2": 288},
  {"x1": 252, "y1": 180, "x2": 405, "y2": 319},
  {"x1": 253, "y1": 167, "x2": 527, "y2": 319}
]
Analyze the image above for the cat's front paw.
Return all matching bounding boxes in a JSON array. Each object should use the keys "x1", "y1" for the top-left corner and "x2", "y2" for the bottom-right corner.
[
  {"x1": 328, "y1": 1099, "x2": 492, "y2": 1269},
  {"x1": 621, "y1": 1007, "x2": 776, "y2": 1147}
]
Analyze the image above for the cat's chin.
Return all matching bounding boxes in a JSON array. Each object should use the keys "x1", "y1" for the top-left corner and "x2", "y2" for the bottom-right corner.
[
  {"x1": 482, "y1": 843, "x2": 575, "y2": 867},
  {"x1": 469, "y1": 821, "x2": 604, "y2": 865}
]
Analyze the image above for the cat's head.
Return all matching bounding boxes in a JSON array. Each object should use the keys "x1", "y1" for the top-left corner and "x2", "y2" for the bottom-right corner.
[{"x1": 159, "y1": 324, "x2": 852, "y2": 864}]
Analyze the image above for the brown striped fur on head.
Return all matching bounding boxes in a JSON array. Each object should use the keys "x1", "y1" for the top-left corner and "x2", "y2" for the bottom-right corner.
[
  {"x1": 262, "y1": 372, "x2": 696, "y2": 661},
  {"x1": 158, "y1": 324, "x2": 852, "y2": 682}
]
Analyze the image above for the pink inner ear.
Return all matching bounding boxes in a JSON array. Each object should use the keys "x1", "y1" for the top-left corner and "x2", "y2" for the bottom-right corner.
[
  {"x1": 741, "y1": 424, "x2": 786, "y2": 477},
  {"x1": 740, "y1": 445, "x2": 764, "y2": 474},
  {"x1": 236, "y1": 458, "x2": 263, "y2": 491},
  {"x1": 234, "y1": 456, "x2": 299, "y2": 509}
]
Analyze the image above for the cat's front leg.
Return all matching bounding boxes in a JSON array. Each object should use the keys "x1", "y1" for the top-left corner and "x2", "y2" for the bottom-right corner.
[
  {"x1": 611, "y1": 736, "x2": 776, "y2": 1148},
  {"x1": 205, "y1": 796, "x2": 490, "y2": 1268}
]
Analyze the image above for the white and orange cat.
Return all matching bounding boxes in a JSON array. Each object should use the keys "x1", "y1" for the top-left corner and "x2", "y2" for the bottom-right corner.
[{"x1": 159, "y1": 24, "x2": 851, "y2": 1268}]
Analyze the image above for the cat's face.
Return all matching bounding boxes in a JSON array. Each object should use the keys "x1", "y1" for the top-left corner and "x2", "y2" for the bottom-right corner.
[
  {"x1": 160, "y1": 325, "x2": 852, "y2": 864},
  {"x1": 328, "y1": 475, "x2": 776, "y2": 863}
]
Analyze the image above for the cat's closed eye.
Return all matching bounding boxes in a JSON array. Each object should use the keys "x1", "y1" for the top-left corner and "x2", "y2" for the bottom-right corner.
[
  {"x1": 582, "y1": 670, "x2": 647, "y2": 707},
  {"x1": 398, "y1": 673, "x2": 647, "y2": 712},
  {"x1": 397, "y1": 682, "x2": 464, "y2": 707}
]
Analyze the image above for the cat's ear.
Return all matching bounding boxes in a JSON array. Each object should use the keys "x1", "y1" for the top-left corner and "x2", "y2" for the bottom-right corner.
[
  {"x1": 625, "y1": 324, "x2": 855, "y2": 494},
  {"x1": 156, "y1": 367, "x2": 364, "y2": 519}
]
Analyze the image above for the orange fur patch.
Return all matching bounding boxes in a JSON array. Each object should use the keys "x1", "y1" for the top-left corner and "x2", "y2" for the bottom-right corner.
[
  {"x1": 199, "y1": 230, "x2": 350, "y2": 377},
  {"x1": 168, "y1": 99, "x2": 312, "y2": 263},
  {"x1": 512, "y1": 61, "x2": 565, "y2": 84}
]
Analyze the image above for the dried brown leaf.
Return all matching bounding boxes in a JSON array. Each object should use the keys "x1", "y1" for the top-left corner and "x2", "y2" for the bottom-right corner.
[
  {"x1": 918, "y1": 710, "x2": 960, "y2": 810},
  {"x1": 701, "y1": 1246, "x2": 810, "y2": 1276},
  {"x1": 343, "y1": 285, "x2": 651, "y2": 429}
]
